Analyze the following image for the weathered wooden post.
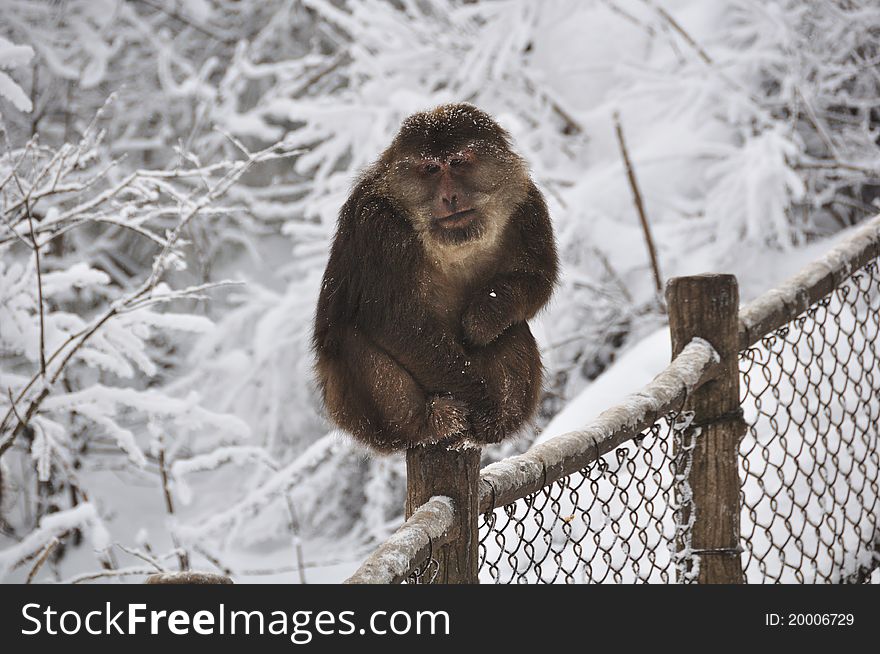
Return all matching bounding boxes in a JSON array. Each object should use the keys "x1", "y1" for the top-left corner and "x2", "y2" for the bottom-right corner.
[
  {"x1": 406, "y1": 443, "x2": 480, "y2": 583},
  {"x1": 667, "y1": 274, "x2": 746, "y2": 584}
]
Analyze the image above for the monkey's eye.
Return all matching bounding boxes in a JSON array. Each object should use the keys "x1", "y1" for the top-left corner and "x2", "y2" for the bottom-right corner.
[
  {"x1": 449, "y1": 157, "x2": 468, "y2": 168},
  {"x1": 419, "y1": 162, "x2": 441, "y2": 175}
]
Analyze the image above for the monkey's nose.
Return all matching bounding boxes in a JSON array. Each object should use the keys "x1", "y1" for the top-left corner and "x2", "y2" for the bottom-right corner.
[{"x1": 442, "y1": 193, "x2": 458, "y2": 209}]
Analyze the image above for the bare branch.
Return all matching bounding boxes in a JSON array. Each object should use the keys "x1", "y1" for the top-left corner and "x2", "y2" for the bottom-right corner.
[
  {"x1": 22, "y1": 196, "x2": 47, "y2": 379},
  {"x1": 191, "y1": 544, "x2": 234, "y2": 578},
  {"x1": 613, "y1": 111, "x2": 664, "y2": 297},
  {"x1": 639, "y1": 0, "x2": 713, "y2": 65},
  {"x1": 114, "y1": 544, "x2": 165, "y2": 572},
  {"x1": 66, "y1": 566, "x2": 155, "y2": 584},
  {"x1": 157, "y1": 436, "x2": 189, "y2": 572},
  {"x1": 285, "y1": 494, "x2": 308, "y2": 585},
  {"x1": 26, "y1": 537, "x2": 59, "y2": 584},
  {"x1": 132, "y1": 0, "x2": 235, "y2": 44}
]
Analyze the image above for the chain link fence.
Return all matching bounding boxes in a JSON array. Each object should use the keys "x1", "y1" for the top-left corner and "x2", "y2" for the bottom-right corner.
[
  {"x1": 477, "y1": 410, "x2": 696, "y2": 583},
  {"x1": 739, "y1": 260, "x2": 880, "y2": 583},
  {"x1": 349, "y1": 216, "x2": 880, "y2": 585},
  {"x1": 472, "y1": 257, "x2": 880, "y2": 584}
]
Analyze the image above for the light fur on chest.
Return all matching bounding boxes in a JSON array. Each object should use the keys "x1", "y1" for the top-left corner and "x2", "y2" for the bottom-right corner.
[{"x1": 421, "y1": 231, "x2": 503, "y2": 325}]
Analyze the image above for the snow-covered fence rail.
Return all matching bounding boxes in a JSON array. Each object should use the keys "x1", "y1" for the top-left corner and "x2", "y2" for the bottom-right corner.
[
  {"x1": 344, "y1": 497, "x2": 456, "y2": 585},
  {"x1": 737, "y1": 215, "x2": 880, "y2": 351},
  {"x1": 737, "y1": 214, "x2": 880, "y2": 583},
  {"x1": 346, "y1": 215, "x2": 880, "y2": 585}
]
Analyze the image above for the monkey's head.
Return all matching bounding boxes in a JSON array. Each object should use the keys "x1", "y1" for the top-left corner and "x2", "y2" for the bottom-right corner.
[{"x1": 377, "y1": 103, "x2": 529, "y2": 251}]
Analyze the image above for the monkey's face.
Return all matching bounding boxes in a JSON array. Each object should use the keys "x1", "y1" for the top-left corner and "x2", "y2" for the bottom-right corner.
[{"x1": 386, "y1": 142, "x2": 528, "y2": 249}]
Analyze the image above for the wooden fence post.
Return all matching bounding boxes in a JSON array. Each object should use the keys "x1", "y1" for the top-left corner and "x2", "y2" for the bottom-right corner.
[
  {"x1": 667, "y1": 274, "x2": 746, "y2": 584},
  {"x1": 406, "y1": 443, "x2": 480, "y2": 583}
]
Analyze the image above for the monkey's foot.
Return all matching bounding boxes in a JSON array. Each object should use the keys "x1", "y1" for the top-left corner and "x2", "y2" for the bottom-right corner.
[
  {"x1": 470, "y1": 411, "x2": 508, "y2": 444},
  {"x1": 427, "y1": 394, "x2": 470, "y2": 442}
]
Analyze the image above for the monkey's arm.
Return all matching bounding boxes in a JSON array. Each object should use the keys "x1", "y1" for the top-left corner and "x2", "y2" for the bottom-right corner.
[{"x1": 462, "y1": 187, "x2": 559, "y2": 347}]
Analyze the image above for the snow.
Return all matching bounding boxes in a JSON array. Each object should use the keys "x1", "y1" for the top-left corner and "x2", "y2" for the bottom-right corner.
[
  {"x1": 41, "y1": 263, "x2": 111, "y2": 295},
  {"x1": 2, "y1": 0, "x2": 879, "y2": 585},
  {"x1": 0, "y1": 503, "x2": 109, "y2": 577},
  {"x1": 0, "y1": 36, "x2": 34, "y2": 112},
  {"x1": 0, "y1": 71, "x2": 32, "y2": 112},
  {"x1": 538, "y1": 328, "x2": 671, "y2": 444}
]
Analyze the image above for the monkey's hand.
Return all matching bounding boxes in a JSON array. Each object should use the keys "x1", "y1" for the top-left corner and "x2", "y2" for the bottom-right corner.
[
  {"x1": 463, "y1": 268, "x2": 556, "y2": 347},
  {"x1": 427, "y1": 394, "x2": 470, "y2": 444},
  {"x1": 461, "y1": 288, "x2": 513, "y2": 347}
]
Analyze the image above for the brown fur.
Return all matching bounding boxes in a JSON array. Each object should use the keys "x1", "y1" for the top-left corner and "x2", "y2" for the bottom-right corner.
[{"x1": 313, "y1": 104, "x2": 559, "y2": 452}]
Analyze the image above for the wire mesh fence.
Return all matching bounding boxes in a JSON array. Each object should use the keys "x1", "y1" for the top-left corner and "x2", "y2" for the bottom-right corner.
[
  {"x1": 351, "y1": 218, "x2": 880, "y2": 586},
  {"x1": 407, "y1": 552, "x2": 441, "y2": 584},
  {"x1": 477, "y1": 408, "x2": 697, "y2": 583},
  {"x1": 739, "y1": 259, "x2": 880, "y2": 583}
]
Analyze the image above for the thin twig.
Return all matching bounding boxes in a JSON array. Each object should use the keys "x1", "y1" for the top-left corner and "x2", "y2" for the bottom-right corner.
[
  {"x1": 0, "y1": 331, "x2": 85, "y2": 436},
  {"x1": 293, "y1": 53, "x2": 348, "y2": 98},
  {"x1": 6, "y1": 389, "x2": 25, "y2": 429},
  {"x1": 639, "y1": 0, "x2": 762, "y2": 105},
  {"x1": 133, "y1": 0, "x2": 234, "y2": 44},
  {"x1": 192, "y1": 544, "x2": 234, "y2": 577},
  {"x1": 0, "y1": 308, "x2": 117, "y2": 458},
  {"x1": 640, "y1": 0, "x2": 713, "y2": 65},
  {"x1": 10, "y1": 528, "x2": 71, "y2": 572},
  {"x1": 795, "y1": 87, "x2": 841, "y2": 161},
  {"x1": 66, "y1": 566, "x2": 155, "y2": 584},
  {"x1": 238, "y1": 559, "x2": 352, "y2": 576},
  {"x1": 613, "y1": 111, "x2": 664, "y2": 296},
  {"x1": 599, "y1": 0, "x2": 657, "y2": 36},
  {"x1": 23, "y1": 198, "x2": 47, "y2": 378},
  {"x1": 593, "y1": 246, "x2": 634, "y2": 304},
  {"x1": 26, "y1": 537, "x2": 59, "y2": 584},
  {"x1": 285, "y1": 494, "x2": 308, "y2": 585},
  {"x1": 114, "y1": 544, "x2": 165, "y2": 572},
  {"x1": 157, "y1": 437, "x2": 189, "y2": 571}
]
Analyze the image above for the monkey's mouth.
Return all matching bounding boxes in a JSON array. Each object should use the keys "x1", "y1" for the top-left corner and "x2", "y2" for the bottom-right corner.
[{"x1": 433, "y1": 209, "x2": 477, "y2": 230}]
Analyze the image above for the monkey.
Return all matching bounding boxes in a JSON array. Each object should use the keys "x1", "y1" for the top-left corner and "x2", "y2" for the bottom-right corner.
[{"x1": 312, "y1": 103, "x2": 559, "y2": 453}]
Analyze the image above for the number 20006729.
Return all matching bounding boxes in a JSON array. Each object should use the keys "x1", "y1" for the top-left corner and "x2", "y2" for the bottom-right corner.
[{"x1": 765, "y1": 614, "x2": 854, "y2": 627}]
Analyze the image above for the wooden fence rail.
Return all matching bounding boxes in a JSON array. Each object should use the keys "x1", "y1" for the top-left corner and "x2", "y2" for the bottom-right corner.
[{"x1": 346, "y1": 214, "x2": 880, "y2": 585}]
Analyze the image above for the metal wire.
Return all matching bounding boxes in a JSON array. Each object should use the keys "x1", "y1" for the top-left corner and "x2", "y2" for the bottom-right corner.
[
  {"x1": 477, "y1": 409, "x2": 696, "y2": 583},
  {"x1": 739, "y1": 259, "x2": 880, "y2": 583},
  {"x1": 407, "y1": 550, "x2": 440, "y2": 584},
  {"x1": 403, "y1": 257, "x2": 880, "y2": 585}
]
